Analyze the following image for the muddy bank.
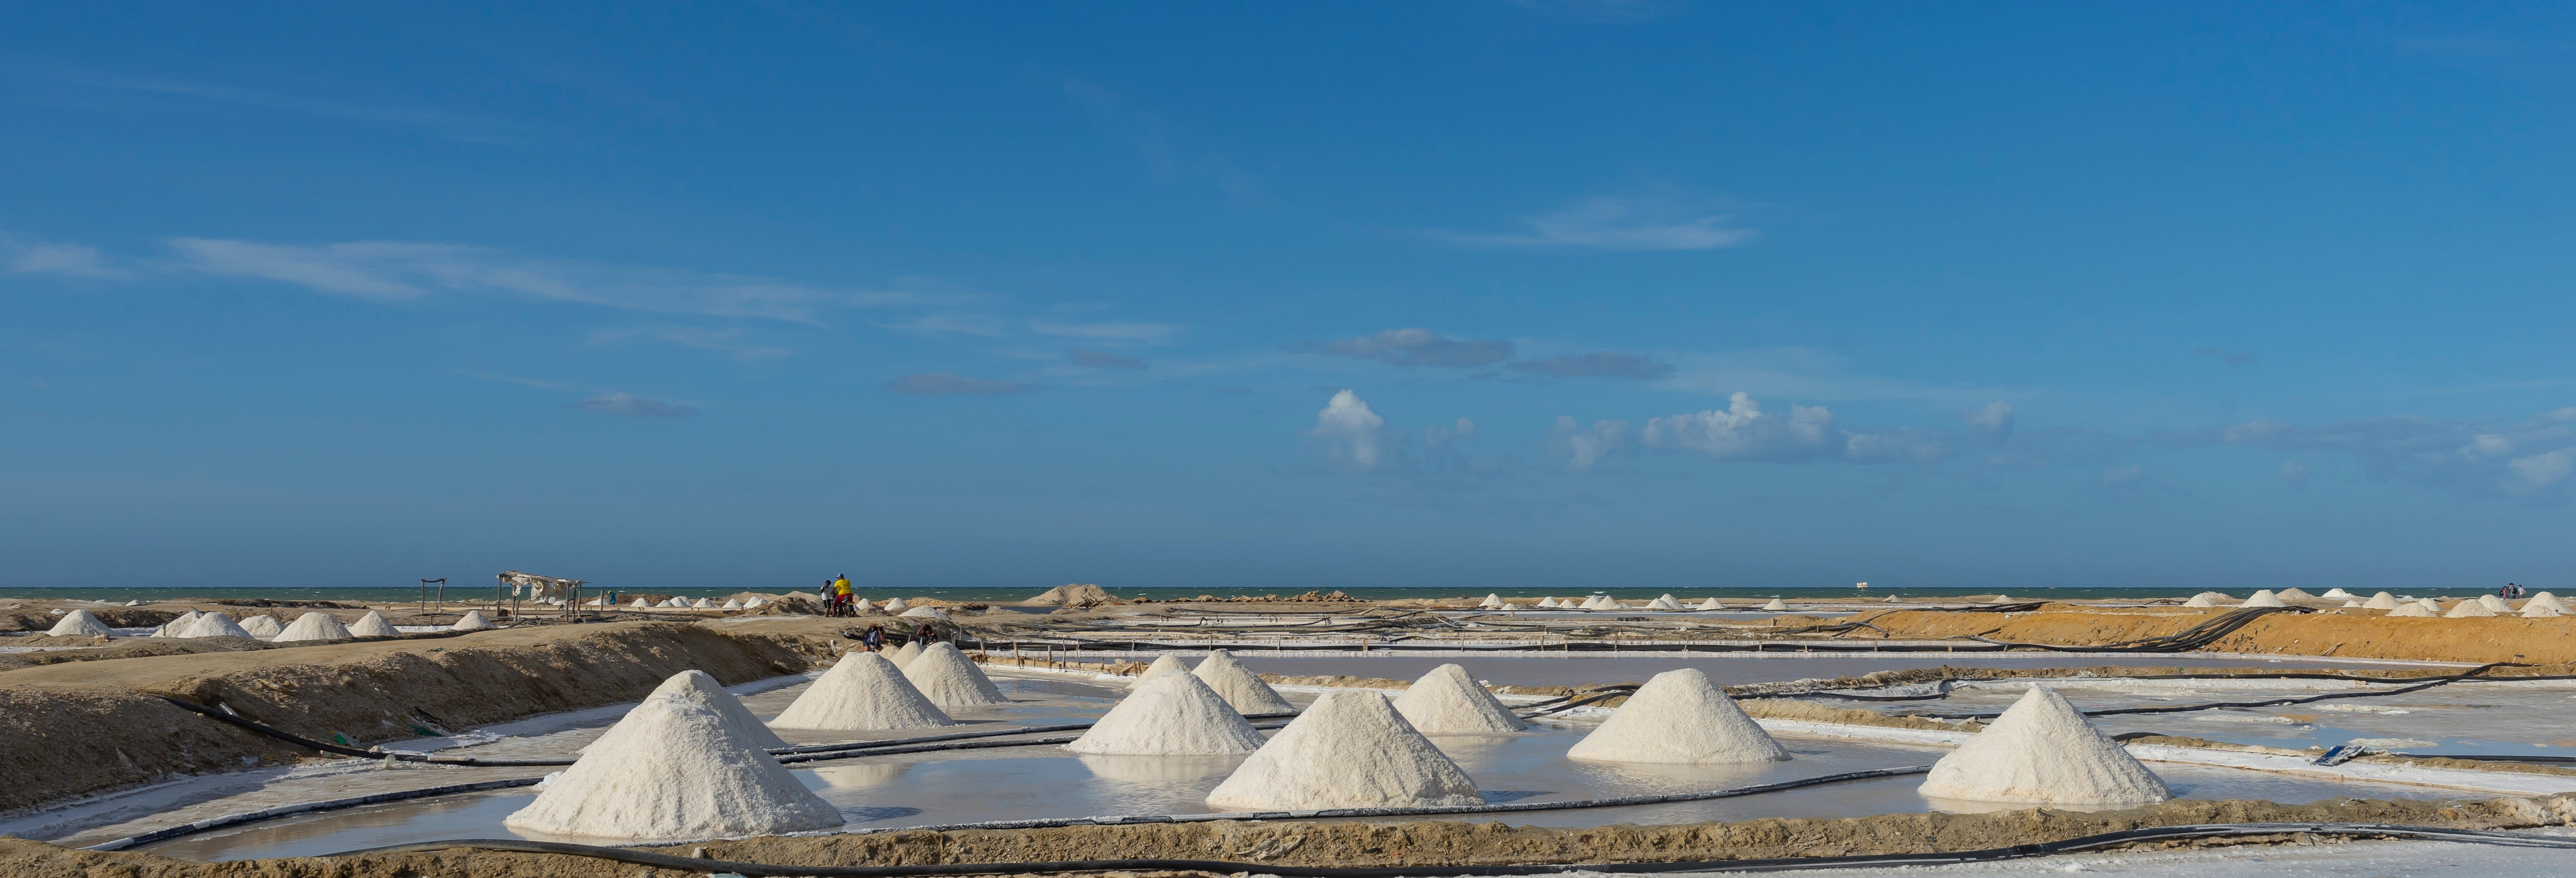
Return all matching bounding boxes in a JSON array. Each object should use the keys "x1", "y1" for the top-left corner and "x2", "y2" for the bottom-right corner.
[
  {"x1": 8, "y1": 793, "x2": 2572, "y2": 877},
  {"x1": 0, "y1": 622, "x2": 820, "y2": 816}
]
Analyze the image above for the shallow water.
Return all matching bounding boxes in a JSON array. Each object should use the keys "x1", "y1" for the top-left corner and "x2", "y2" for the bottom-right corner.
[{"x1": 1842, "y1": 677, "x2": 2576, "y2": 754}]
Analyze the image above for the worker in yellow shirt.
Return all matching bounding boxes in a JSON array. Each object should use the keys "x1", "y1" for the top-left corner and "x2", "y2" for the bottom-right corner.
[{"x1": 832, "y1": 575, "x2": 853, "y2": 617}]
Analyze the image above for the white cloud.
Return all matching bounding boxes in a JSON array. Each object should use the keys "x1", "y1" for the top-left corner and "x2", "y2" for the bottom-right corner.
[
  {"x1": 1030, "y1": 320, "x2": 1186, "y2": 343},
  {"x1": 1547, "y1": 416, "x2": 1632, "y2": 471},
  {"x1": 169, "y1": 238, "x2": 863, "y2": 322},
  {"x1": 2509, "y1": 450, "x2": 2573, "y2": 491},
  {"x1": 1962, "y1": 401, "x2": 2015, "y2": 448},
  {"x1": 1428, "y1": 195, "x2": 1756, "y2": 251},
  {"x1": 1642, "y1": 392, "x2": 1840, "y2": 462},
  {"x1": 2202, "y1": 407, "x2": 2576, "y2": 498},
  {"x1": 1308, "y1": 389, "x2": 1387, "y2": 469},
  {"x1": 3, "y1": 234, "x2": 124, "y2": 278}
]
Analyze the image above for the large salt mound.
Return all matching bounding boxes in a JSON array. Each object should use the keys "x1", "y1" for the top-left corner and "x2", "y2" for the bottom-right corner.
[
  {"x1": 2322, "y1": 588, "x2": 2354, "y2": 599},
  {"x1": 1647, "y1": 594, "x2": 1682, "y2": 610},
  {"x1": 1192, "y1": 649, "x2": 1295, "y2": 715},
  {"x1": 589, "y1": 670, "x2": 788, "y2": 752},
  {"x1": 274, "y1": 612, "x2": 353, "y2": 642},
  {"x1": 1760, "y1": 598, "x2": 1789, "y2": 611},
  {"x1": 348, "y1": 611, "x2": 400, "y2": 637},
  {"x1": 2191, "y1": 591, "x2": 2231, "y2": 602},
  {"x1": 1205, "y1": 689, "x2": 1482, "y2": 810},
  {"x1": 2478, "y1": 594, "x2": 2511, "y2": 612},
  {"x1": 2240, "y1": 590, "x2": 2286, "y2": 608},
  {"x1": 2444, "y1": 599, "x2": 2496, "y2": 618},
  {"x1": 1916, "y1": 686, "x2": 2170, "y2": 806},
  {"x1": 1536, "y1": 597, "x2": 1560, "y2": 608},
  {"x1": 505, "y1": 687, "x2": 838, "y2": 839},
  {"x1": 1695, "y1": 598, "x2": 1721, "y2": 610},
  {"x1": 2182, "y1": 594, "x2": 2215, "y2": 608},
  {"x1": 1067, "y1": 671, "x2": 1264, "y2": 755},
  {"x1": 185, "y1": 613, "x2": 253, "y2": 638},
  {"x1": 883, "y1": 598, "x2": 910, "y2": 613},
  {"x1": 239, "y1": 614, "x2": 285, "y2": 638},
  {"x1": 889, "y1": 641, "x2": 923, "y2": 668},
  {"x1": 2415, "y1": 597, "x2": 2441, "y2": 611},
  {"x1": 1132, "y1": 654, "x2": 1189, "y2": 688},
  {"x1": 2363, "y1": 592, "x2": 2401, "y2": 609},
  {"x1": 2531, "y1": 592, "x2": 2570, "y2": 614},
  {"x1": 630, "y1": 598, "x2": 650, "y2": 608},
  {"x1": 902, "y1": 642, "x2": 1011, "y2": 707},
  {"x1": 2388, "y1": 603, "x2": 2435, "y2": 617},
  {"x1": 1391, "y1": 663, "x2": 1524, "y2": 733},
  {"x1": 770, "y1": 651, "x2": 955, "y2": 730},
  {"x1": 153, "y1": 610, "x2": 202, "y2": 637},
  {"x1": 451, "y1": 610, "x2": 494, "y2": 631},
  {"x1": 47, "y1": 609, "x2": 113, "y2": 637},
  {"x1": 1478, "y1": 593, "x2": 1504, "y2": 609},
  {"x1": 722, "y1": 598, "x2": 743, "y2": 610},
  {"x1": 2526, "y1": 600, "x2": 2565, "y2": 619},
  {"x1": 1567, "y1": 668, "x2": 1787, "y2": 764}
]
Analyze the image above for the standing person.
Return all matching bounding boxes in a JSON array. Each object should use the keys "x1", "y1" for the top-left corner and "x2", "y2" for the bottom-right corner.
[
  {"x1": 833, "y1": 574, "x2": 854, "y2": 617},
  {"x1": 862, "y1": 623, "x2": 885, "y2": 652}
]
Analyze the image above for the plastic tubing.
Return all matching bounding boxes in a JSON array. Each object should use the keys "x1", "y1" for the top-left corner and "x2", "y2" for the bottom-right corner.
[{"x1": 321, "y1": 822, "x2": 2576, "y2": 877}]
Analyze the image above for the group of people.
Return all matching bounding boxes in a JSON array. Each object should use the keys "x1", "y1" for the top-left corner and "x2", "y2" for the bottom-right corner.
[{"x1": 825, "y1": 575, "x2": 941, "y2": 652}]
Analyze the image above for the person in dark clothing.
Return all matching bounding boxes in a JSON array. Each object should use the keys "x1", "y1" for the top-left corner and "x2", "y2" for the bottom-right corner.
[
  {"x1": 915, "y1": 623, "x2": 938, "y2": 646},
  {"x1": 861, "y1": 623, "x2": 885, "y2": 652}
]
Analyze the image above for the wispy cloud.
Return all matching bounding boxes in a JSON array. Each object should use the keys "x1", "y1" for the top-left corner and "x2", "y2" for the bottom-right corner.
[
  {"x1": 1030, "y1": 320, "x2": 1186, "y2": 343},
  {"x1": 569, "y1": 393, "x2": 696, "y2": 418},
  {"x1": 1550, "y1": 392, "x2": 2004, "y2": 470},
  {"x1": 1427, "y1": 195, "x2": 1756, "y2": 251},
  {"x1": 1306, "y1": 328, "x2": 1514, "y2": 368},
  {"x1": 885, "y1": 373, "x2": 1035, "y2": 396},
  {"x1": 588, "y1": 325, "x2": 791, "y2": 360},
  {"x1": 19, "y1": 65, "x2": 526, "y2": 142},
  {"x1": 1508, "y1": 352, "x2": 1674, "y2": 380},
  {"x1": 1, "y1": 232, "x2": 123, "y2": 278},
  {"x1": 2181, "y1": 406, "x2": 2576, "y2": 497},
  {"x1": 168, "y1": 238, "x2": 884, "y2": 323}
]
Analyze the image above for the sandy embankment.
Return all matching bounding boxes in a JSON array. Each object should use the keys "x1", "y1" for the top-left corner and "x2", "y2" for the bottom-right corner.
[
  {"x1": 0, "y1": 622, "x2": 820, "y2": 816},
  {"x1": 1750, "y1": 605, "x2": 2576, "y2": 665}
]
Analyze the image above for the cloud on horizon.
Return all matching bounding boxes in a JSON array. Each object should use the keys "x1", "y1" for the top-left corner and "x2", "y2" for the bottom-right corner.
[
  {"x1": 2186, "y1": 407, "x2": 2576, "y2": 497},
  {"x1": 1550, "y1": 392, "x2": 2010, "y2": 470}
]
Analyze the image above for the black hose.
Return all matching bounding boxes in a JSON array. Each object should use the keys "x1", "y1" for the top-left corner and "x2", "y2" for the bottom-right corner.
[
  {"x1": 152, "y1": 696, "x2": 578, "y2": 767},
  {"x1": 322, "y1": 822, "x2": 2576, "y2": 877},
  {"x1": 1908, "y1": 662, "x2": 2529, "y2": 720}
]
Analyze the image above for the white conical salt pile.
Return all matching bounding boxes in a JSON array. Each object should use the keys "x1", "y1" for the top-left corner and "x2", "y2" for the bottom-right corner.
[
  {"x1": 630, "y1": 598, "x2": 649, "y2": 608},
  {"x1": 769, "y1": 651, "x2": 956, "y2": 730},
  {"x1": 1760, "y1": 598, "x2": 1789, "y2": 611},
  {"x1": 1192, "y1": 648, "x2": 1295, "y2": 714},
  {"x1": 2341, "y1": 600, "x2": 2362, "y2": 608},
  {"x1": 853, "y1": 598, "x2": 874, "y2": 612},
  {"x1": 47, "y1": 609, "x2": 113, "y2": 637},
  {"x1": 745, "y1": 596, "x2": 767, "y2": 608},
  {"x1": 902, "y1": 642, "x2": 1011, "y2": 707},
  {"x1": 1067, "y1": 671, "x2": 1265, "y2": 755},
  {"x1": 1648, "y1": 594, "x2": 1682, "y2": 610},
  {"x1": 451, "y1": 610, "x2": 493, "y2": 631},
  {"x1": 153, "y1": 610, "x2": 202, "y2": 637},
  {"x1": 1536, "y1": 597, "x2": 1560, "y2": 608},
  {"x1": 2389, "y1": 602, "x2": 2435, "y2": 617},
  {"x1": 1391, "y1": 663, "x2": 1525, "y2": 733},
  {"x1": 185, "y1": 613, "x2": 253, "y2": 638},
  {"x1": 125, "y1": 599, "x2": 139, "y2": 606},
  {"x1": 2415, "y1": 597, "x2": 2442, "y2": 611},
  {"x1": 1478, "y1": 593, "x2": 1505, "y2": 609},
  {"x1": 692, "y1": 598, "x2": 713, "y2": 608},
  {"x1": 2364, "y1": 592, "x2": 2401, "y2": 609},
  {"x1": 2241, "y1": 590, "x2": 2287, "y2": 608},
  {"x1": 899, "y1": 605, "x2": 950, "y2": 620},
  {"x1": 883, "y1": 598, "x2": 909, "y2": 613},
  {"x1": 2529, "y1": 592, "x2": 2569, "y2": 614},
  {"x1": 1131, "y1": 654, "x2": 1188, "y2": 688},
  {"x1": 2192, "y1": 592, "x2": 2231, "y2": 603},
  {"x1": 1695, "y1": 597, "x2": 1721, "y2": 610},
  {"x1": 2276, "y1": 587, "x2": 2314, "y2": 600},
  {"x1": 2444, "y1": 599, "x2": 2496, "y2": 618},
  {"x1": 722, "y1": 598, "x2": 743, "y2": 609},
  {"x1": 2525, "y1": 600, "x2": 2564, "y2": 618},
  {"x1": 505, "y1": 686, "x2": 838, "y2": 839},
  {"x1": 348, "y1": 610, "x2": 400, "y2": 637},
  {"x1": 588, "y1": 669, "x2": 789, "y2": 752},
  {"x1": 1989, "y1": 594, "x2": 2013, "y2": 603},
  {"x1": 240, "y1": 614, "x2": 285, "y2": 637},
  {"x1": 1204, "y1": 688, "x2": 1482, "y2": 810},
  {"x1": 658, "y1": 598, "x2": 680, "y2": 608},
  {"x1": 2478, "y1": 594, "x2": 2511, "y2": 612},
  {"x1": 2183, "y1": 594, "x2": 2216, "y2": 607},
  {"x1": 273, "y1": 612, "x2": 353, "y2": 642},
  {"x1": 889, "y1": 640, "x2": 923, "y2": 668},
  {"x1": 2322, "y1": 588, "x2": 2354, "y2": 599},
  {"x1": 1916, "y1": 686, "x2": 2170, "y2": 806},
  {"x1": 1566, "y1": 668, "x2": 1787, "y2": 764}
]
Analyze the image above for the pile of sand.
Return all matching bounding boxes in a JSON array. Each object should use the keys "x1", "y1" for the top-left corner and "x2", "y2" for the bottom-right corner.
[
  {"x1": 1478, "y1": 593, "x2": 1505, "y2": 609},
  {"x1": 1647, "y1": 594, "x2": 1682, "y2": 610},
  {"x1": 1695, "y1": 598, "x2": 1722, "y2": 610},
  {"x1": 273, "y1": 612, "x2": 352, "y2": 642},
  {"x1": 1917, "y1": 686, "x2": 2170, "y2": 806},
  {"x1": 46, "y1": 610, "x2": 113, "y2": 638},
  {"x1": 2241, "y1": 590, "x2": 2287, "y2": 608},
  {"x1": 899, "y1": 606, "x2": 951, "y2": 620},
  {"x1": 770, "y1": 651, "x2": 955, "y2": 730},
  {"x1": 504, "y1": 681, "x2": 839, "y2": 839},
  {"x1": 183, "y1": 613, "x2": 252, "y2": 638},
  {"x1": 901, "y1": 643, "x2": 1011, "y2": 707},
  {"x1": 2364, "y1": 592, "x2": 2401, "y2": 609},
  {"x1": 889, "y1": 641, "x2": 923, "y2": 668},
  {"x1": 348, "y1": 611, "x2": 400, "y2": 638},
  {"x1": 451, "y1": 610, "x2": 493, "y2": 631},
  {"x1": 2389, "y1": 602, "x2": 2435, "y2": 617},
  {"x1": 239, "y1": 614, "x2": 285, "y2": 638},
  {"x1": 2182, "y1": 594, "x2": 2216, "y2": 608},
  {"x1": 1132, "y1": 654, "x2": 1189, "y2": 687},
  {"x1": 1566, "y1": 668, "x2": 1787, "y2": 764},
  {"x1": 1760, "y1": 598, "x2": 1789, "y2": 611},
  {"x1": 1391, "y1": 664, "x2": 1524, "y2": 733},
  {"x1": 1066, "y1": 671, "x2": 1264, "y2": 755},
  {"x1": 1204, "y1": 689, "x2": 1482, "y2": 810},
  {"x1": 2444, "y1": 599, "x2": 2497, "y2": 618},
  {"x1": 1192, "y1": 649, "x2": 1295, "y2": 714},
  {"x1": 1025, "y1": 583, "x2": 1119, "y2": 607}
]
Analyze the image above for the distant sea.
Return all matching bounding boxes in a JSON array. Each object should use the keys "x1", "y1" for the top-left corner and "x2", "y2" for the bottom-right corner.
[{"x1": 0, "y1": 584, "x2": 2513, "y2": 604}]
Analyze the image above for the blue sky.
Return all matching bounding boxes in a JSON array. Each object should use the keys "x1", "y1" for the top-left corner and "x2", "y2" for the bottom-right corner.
[{"x1": 4, "y1": 3, "x2": 2572, "y2": 592}]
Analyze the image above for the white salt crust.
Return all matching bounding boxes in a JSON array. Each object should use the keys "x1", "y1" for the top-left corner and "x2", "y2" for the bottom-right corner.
[
  {"x1": 47, "y1": 609, "x2": 113, "y2": 637},
  {"x1": 2321, "y1": 588, "x2": 2354, "y2": 599},
  {"x1": 348, "y1": 611, "x2": 400, "y2": 638},
  {"x1": 451, "y1": 610, "x2": 494, "y2": 631},
  {"x1": 1566, "y1": 668, "x2": 1788, "y2": 764},
  {"x1": 2531, "y1": 592, "x2": 2570, "y2": 614},
  {"x1": 273, "y1": 612, "x2": 353, "y2": 642},
  {"x1": 889, "y1": 641, "x2": 923, "y2": 669},
  {"x1": 1390, "y1": 663, "x2": 1526, "y2": 733},
  {"x1": 769, "y1": 651, "x2": 955, "y2": 730},
  {"x1": 1132, "y1": 654, "x2": 1189, "y2": 688},
  {"x1": 1192, "y1": 649, "x2": 1296, "y2": 715},
  {"x1": 504, "y1": 680, "x2": 840, "y2": 839},
  {"x1": 1916, "y1": 686, "x2": 2171, "y2": 806},
  {"x1": 2364, "y1": 592, "x2": 2401, "y2": 609},
  {"x1": 901, "y1": 642, "x2": 1012, "y2": 707},
  {"x1": 238, "y1": 614, "x2": 285, "y2": 638},
  {"x1": 1065, "y1": 670, "x2": 1265, "y2": 755},
  {"x1": 1204, "y1": 688, "x2": 1483, "y2": 810}
]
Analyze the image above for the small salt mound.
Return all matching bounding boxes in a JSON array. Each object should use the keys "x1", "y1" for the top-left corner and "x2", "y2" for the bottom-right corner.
[
  {"x1": 348, "y1": 610, "x2": 400, "y2": 638},
  {"x1": 722, "y1": 598, "x2": 743, "y2": 609},
  {"x1": 274, "y1": 612, "x2": 353, "y2": 642},
  {"x1": 902, "y1": 642, "x2": 1011, "y2": 707},
  {"x1": 1205, "y1": 688, "x2": 1482, "y2": 810},
  {"x1": 2322, "y1": 588, "x2": 2354, "y2": 599},
  {"x1": 2529, "y1": 592, "x2": 2570, "y2": 614},
  {"x1": 2240, "y1": 590, "x2": 2287, "y2": 608},
  {"x1": 1916, "y1": 686, "x2": 2170, "y2": 806},
  {"x1": 629, "y1": 598, "x2": 649, "y2": 608},
  {"x1": 451, "y1": 610, "x2": 494, "y2": 631},
  {"x1": 1647, "y1": 595, "x2": 1682, "y2": 610},
  {"x1": 1067, "y1": 671, "x2": 1264, "y2": 755},
  {"x1": 745, "y1": 597, "x2": 767, "y2": 608},
  {"x1": 1192, "y1": 648, "x2": 1295, "y2": 714},
  {"x1": 692, "y1": 598, "x2": 713, "y2": 608},
  {"x1": 853, "y1": 598, "x2": 874, "y2": 612},
  {"x1": 769, "y1": 651, "x2": 956, "y2": 730},
  {"x1": 883, "y1": 597, "x2": 910, "y2": 612},
  {"x1": 505, "y1": 686, "x2": 838, "y2": 839},
  {"x1": 2276, "y1": 587, "x2": 2314, "y2": 600},
  {"x1": 889, "y1": 641, "x2": 923, "y2": 668},
  {"x1": 899, "y1": 605, "x2": 950, "y2": 620},
  {"x1": 2415, "y1": 597, "x2": 2441, "y2": 610},
  {"x1": 1536, "y1": 597, "x2": 1560, "y2": 608},
  {"x1": 585, "y1": 598, "x2": 606, "y2": 606},
  {"x1": 658, "y1": 599, "x2": 680, "y2": 608},
  {"x1": 2364, "y1": 592, "x2": 2401, "y2": 609},
  {"x1": 1132, "y1": 654, "x2": 1189, "y2": 688},
  {"x1": 47, "y1": 609, "x2": 113, "y2": 637},
  {"x1": 2341, "y1": 600, "x2": 2362, "y2": 608},
  {"x1": 2388, "y1": 603, "x2": 2435, "y2": 617},
  {"x1": 2443, "y1": 599, "x2": 2496, "y2": 618},
  {"x1": 1478, "y1": 593, "x2": 1504, "y2": 609},
  {"x1": 1567, "y1": 668, "x2": 1787, "y2": 764},
  {"x1": 185, "y1": 613, "x2": 253, "y2": 638},
  {"x1": 2182, "y1": 595, "x2": 2215, "y2": 608},
  {"x1": 1989, "y1": 594, "x2": 2012, "y2": 603},
  {"x1": 2525, "y1": 601, "x2": 2563, "y2": 619},
  {"x1": 1391, "y1": 663, "x2": 1525, "y2": 733},
  {"x1": 2477, "y1": 594, "x2": 2510, "y2": 612},
  {"x1": 589, "y1": 669, "x2": 789, "y2": 752},
  {"x1": 125, "y1": 599, "x2": 138, "y2": 606},
  {"x1": 2192, "y1": 591, "x2": 2231, "y2": 602},
  {"x1": 153, "y1": 610, "x2": 202, "y2": 637},
  {"x1": 1695, "y1": 598, "x2": 1721, "y2": 610},
  {"x1": 1760, "y1": 598, "x2": 1789, "y2": 611}
]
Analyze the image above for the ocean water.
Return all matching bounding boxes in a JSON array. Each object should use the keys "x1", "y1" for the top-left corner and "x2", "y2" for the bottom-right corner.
[{"x1": 0, "y1": 584, "x2": 2516, "y2": 604}]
